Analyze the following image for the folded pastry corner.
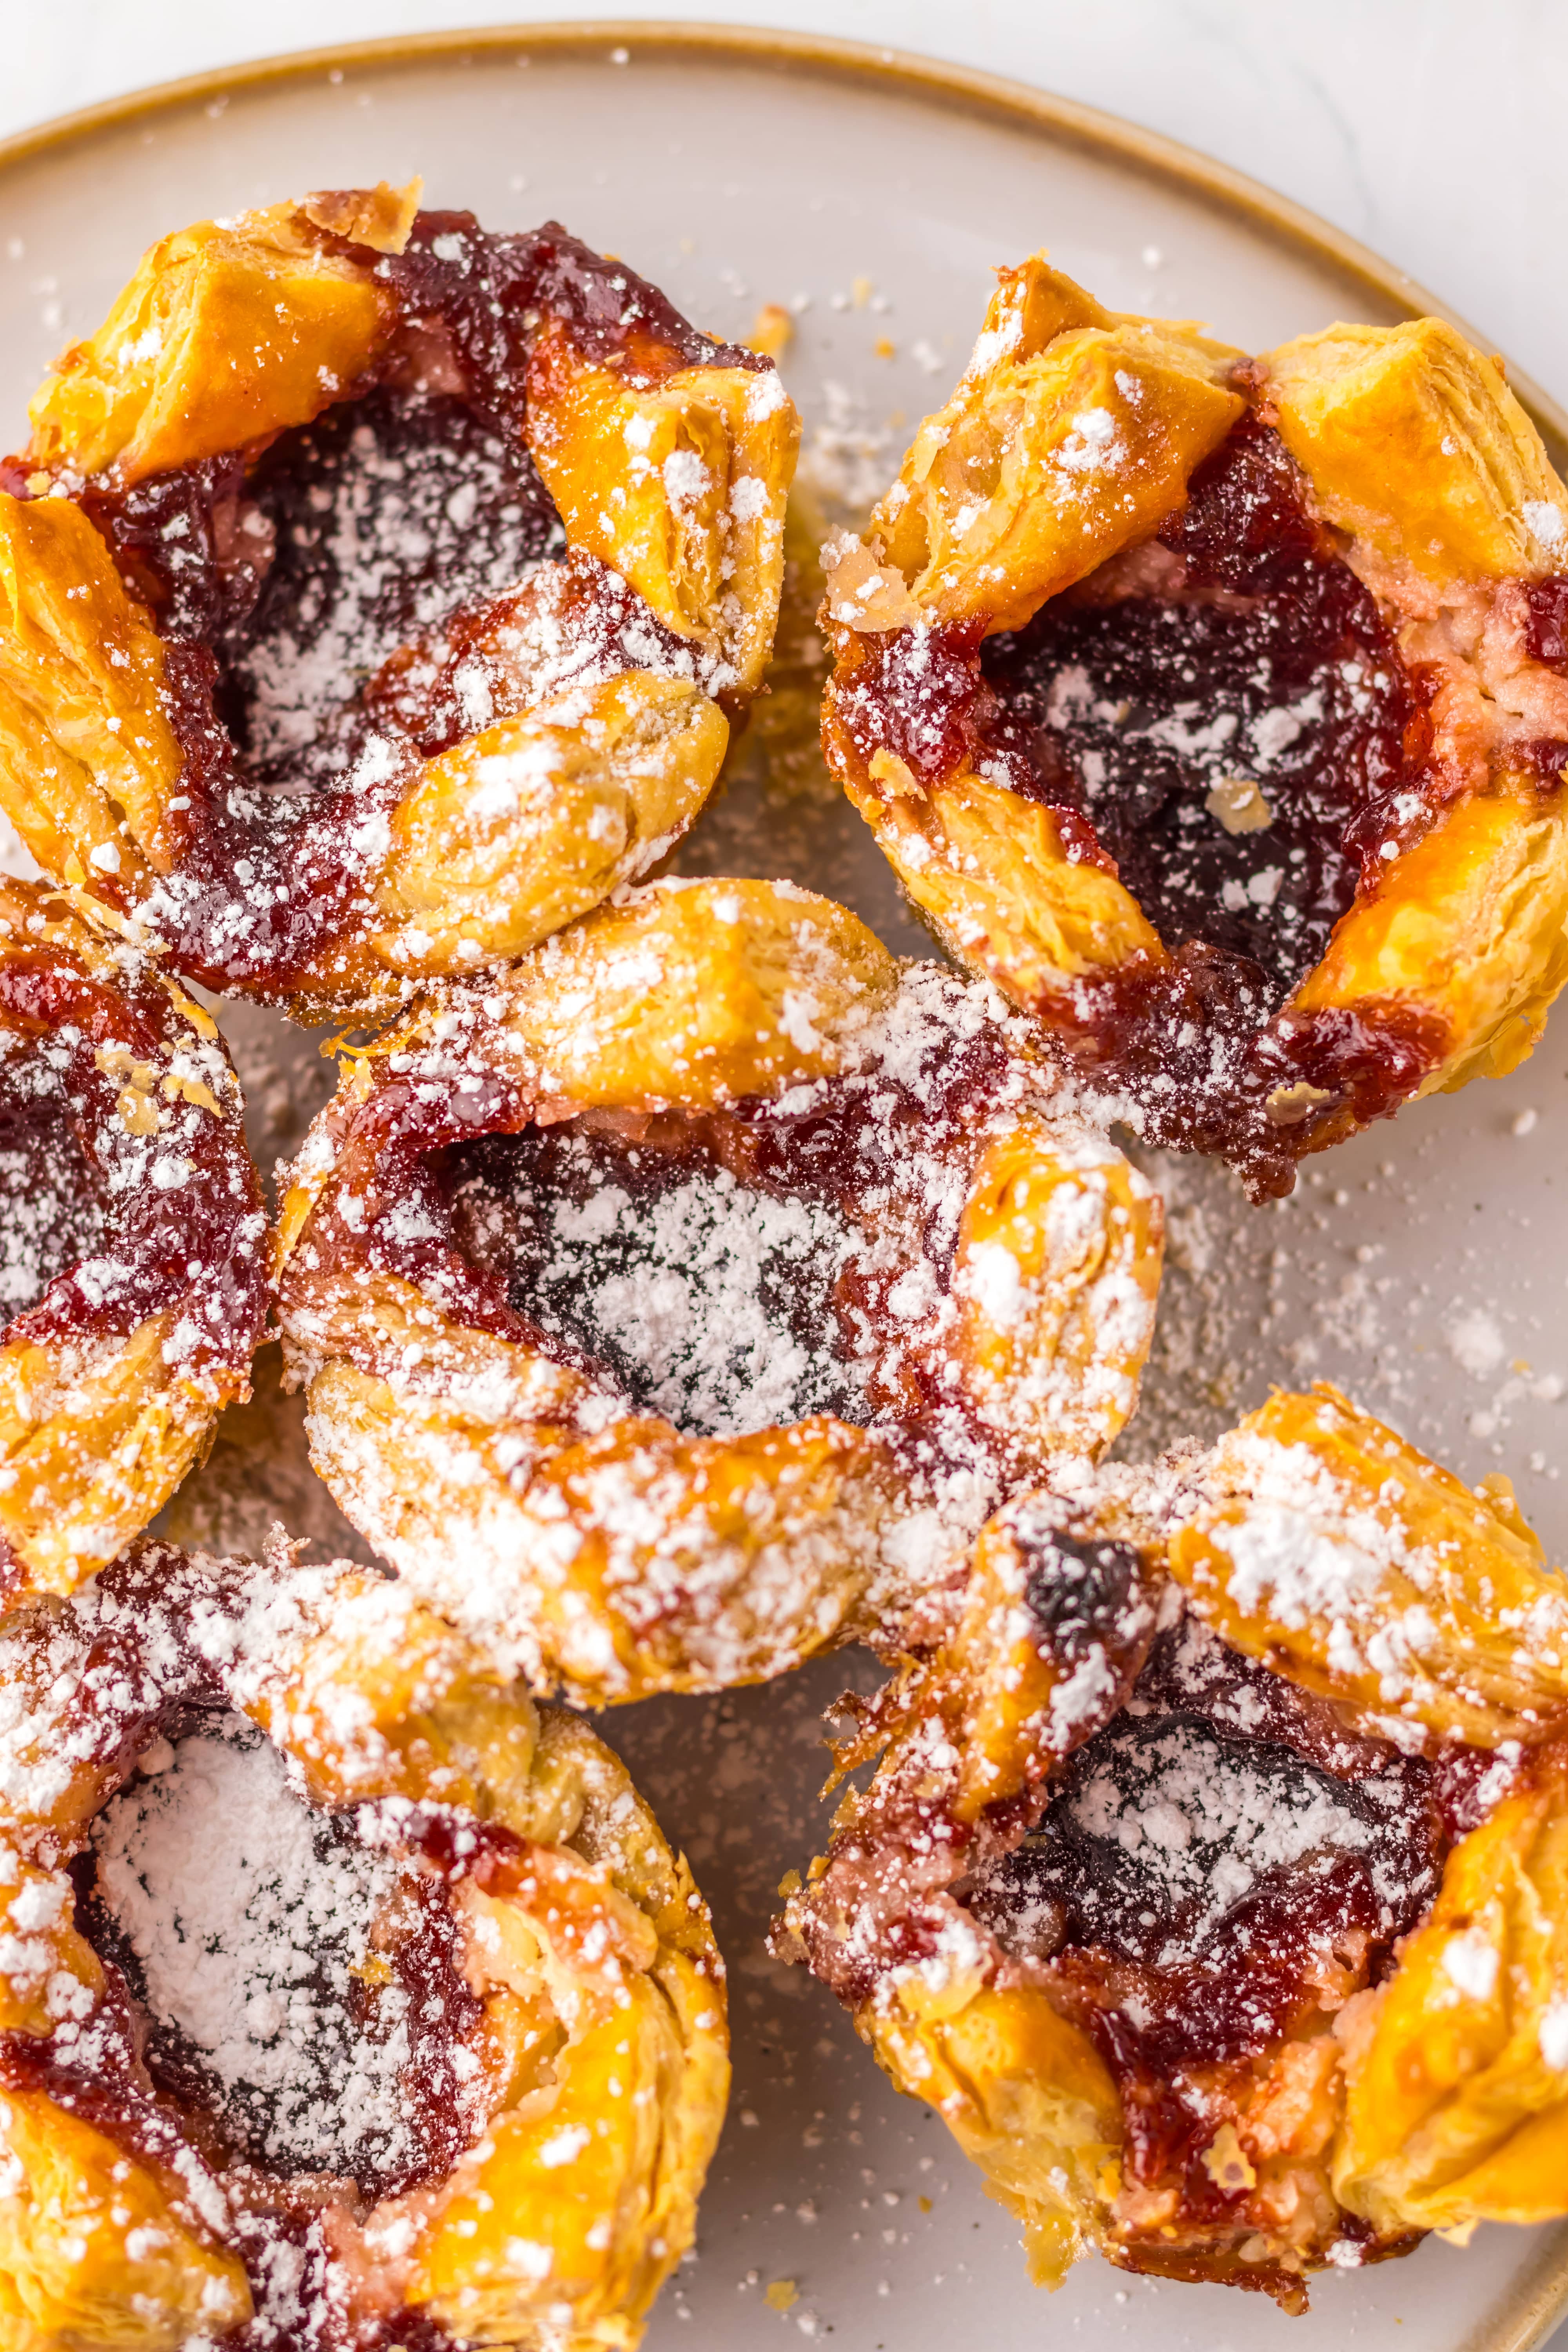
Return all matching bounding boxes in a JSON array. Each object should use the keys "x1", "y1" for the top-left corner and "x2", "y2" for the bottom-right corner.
[
  {"x1": 273, "y1": 875, "x2": 1163, "y2": 1700},
  {"x1": 0, "y1": 184, "x2": 798, "y2": 1014},
  {"x1": 822, "y1": 254, "x2": 1568, "y2": 1196},
  {"x1": 0, "y1": 1538, "x2": 728, "y2": 2351},
  {"x1": 776, "y1": 1384, "x2": 1568, "y2": 2306}
]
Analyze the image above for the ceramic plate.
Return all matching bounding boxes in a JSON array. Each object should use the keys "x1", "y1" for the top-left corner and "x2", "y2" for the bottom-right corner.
[{"x1": 2, "y1": 27, "x2": 1565, "y2": 2351}]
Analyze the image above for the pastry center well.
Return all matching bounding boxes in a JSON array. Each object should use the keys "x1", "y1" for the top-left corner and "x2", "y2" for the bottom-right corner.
[
  {"x1": 225, "y1": 388, "x2": 565, "y2": 787},
  {"x1": 450, "y1": 1122, "x2": 873, "y2": 1437},
  {"x1": 983, "y1": 417, "x2": 1415, "y2": 1011},
  {"x1": 965, "y1": 1617, "x2": 1444, "y2": 2082},
  {"x1": 85, "y1": 1721, "x2": 477, "y2": 2194}
]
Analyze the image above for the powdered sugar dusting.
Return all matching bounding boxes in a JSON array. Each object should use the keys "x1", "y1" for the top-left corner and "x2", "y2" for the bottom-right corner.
[
  {"x1": 93, "y1": 1722, "x2": 414, "y2": 2178},
  {"x1": 0, "y1": 1035, "x2": 105, "y2": 1311},
  {"x1": 238, "y1": 395, "x2": 566, "y2": 780},
  {"x1": 522, "y1": 1154, "x2": 865, "y2": 1436},
  {"x1": 1062, "y1": 1716, "x2": 1383, "y2": 1965}
]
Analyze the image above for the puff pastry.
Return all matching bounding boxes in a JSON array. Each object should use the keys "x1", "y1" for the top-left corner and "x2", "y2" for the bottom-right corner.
[
  {"x1": 272, "y1": 875, "x2": 1163, "y2": 1701},
  {"x1": 0, "y1": 184, "x2": 797, "y2": 1013},
  {"x1": 777, "y1": 1382, "x2": 1568, "y2": 2306},
  {"x1": 822, "y1": 257, "x2": 1568, "y2": 1196},
  {"x1": 0, "y1": 876, "x2": 265, "y2": 1601},
  {"x1": 0, "y1": 1538, "x2": 727, "y2": 2352}
]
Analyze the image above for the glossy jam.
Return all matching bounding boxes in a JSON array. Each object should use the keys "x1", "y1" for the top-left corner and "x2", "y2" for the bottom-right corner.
[
  {"x1": 1014, "y1": 1525, "x2": 1145, "y2": 1673},
  {"x1": 0, "y1": 936, "x2": 265, "y2": 1363},
  {"x1": 40, "y1": 215, "x2": 762, "y2": 999},
  {"x1": 986, "y1": 421, "x2": 1418, "y2": 998},
  {"x1": 967, "y1": 1620, "x2": 1453, "y2": 2198},
  {"x1": 1523, "y1": 576, "x2": 1568, "y2": 669},
  {"x1": 827, "y1": 418, "x2": 1463, "y2": 1195},
  {"x1": 352, "y1": 1000, "x2": 1022, "y2": 1440}
]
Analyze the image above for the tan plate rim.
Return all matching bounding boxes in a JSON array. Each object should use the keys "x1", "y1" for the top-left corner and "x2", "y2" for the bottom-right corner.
[{"x1": 3, "y1": 20, "x2": 1566, "y2": 2350}]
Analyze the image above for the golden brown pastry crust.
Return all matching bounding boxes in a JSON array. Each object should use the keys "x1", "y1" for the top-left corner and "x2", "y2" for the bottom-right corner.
[
  {"x1": 24, "y1": 196, "x2": 401, "y2": 484},
  {"x1": 272, "y1": 877, "x2": 1163, "y2": 1702},
  {"x1": 866, "y1": 258, "x2": 1245, "y2": 632},
  {"x1": 1334, "y1": 1743, "x2": 1568, "y2": 2238},
  {"x1": 0, "y1": 189, "x2": 797, "y2": 1014},
  {"x1": 1167, "y1": 1382, "x2": 1568, "y2": 1749},
  {"x1": 822, "y1": 257, "x2": 1568, "y2": 1196},
  {"x1": 0, "y1": 878, "x2": 265, "y2": 1603},
  {"x1": 0, "y1": 1540, "x2": 728, "y2": 2352},
  {"x1": 777, "y1": 1385, "x2": 1568, "y2": 2307}
]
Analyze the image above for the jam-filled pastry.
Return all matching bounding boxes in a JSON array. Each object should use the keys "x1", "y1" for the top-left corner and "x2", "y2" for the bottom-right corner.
[
  {"x1": 0, "y1": 1539, "x2": 727, "y2": 2350},
  {"x1": 272, "y1": 875, "x2": 1163, "y2": 1701},
  {"x1": 0, "y1": 181, "x2": 796, "y2": 1013},
  {"x1": 0, "y1": 876, "x2": 265, "y2": 1601},
  {"x1": 776, "y1": 1382, "x2": 1568, "y2": 2307},
  {"x1": 822, "y1": 257, "x2": 1568, "y2": 1196}
]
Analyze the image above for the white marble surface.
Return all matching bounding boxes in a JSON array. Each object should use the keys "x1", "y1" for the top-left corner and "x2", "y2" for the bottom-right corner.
[
  {"x1": 3, "y1": 8, "x2": 1567, "y2": 2349},
  {"x1": 7, "y1": 0, "x2": 1568, "y2": 414}
]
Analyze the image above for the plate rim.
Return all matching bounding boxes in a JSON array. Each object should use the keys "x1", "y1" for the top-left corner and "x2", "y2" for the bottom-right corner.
[
  {"x1": 2, "y1": 15, "x2": 1565, "y2": 463},
  {"x1": 2, "y1": 20, "x2": 1566, "y2": 2348}
]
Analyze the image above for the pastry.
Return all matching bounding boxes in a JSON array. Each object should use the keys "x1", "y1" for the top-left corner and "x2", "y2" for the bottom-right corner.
[
  {"x1": 0, "y1": 1538, "x2": 727, "y2": 2350},
  {"x1": 0, "y1": 182, "x2": 797, "y2": 1013},
  {"x1": 821, "y1": 257, "x2": 1568, "y2": 1195},
  {"x1": 272, "y1": 876, "x2": 1163, "y2": 1700},
  {"x1": 0, "y1": 876, "x2": 265, "y2": 1601},
  {"x1": 776, "y1": 1383, "x2": 1568, "y2": 2306}
]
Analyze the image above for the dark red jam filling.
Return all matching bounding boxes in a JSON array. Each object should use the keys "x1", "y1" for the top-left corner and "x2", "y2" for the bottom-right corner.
[
  {"x1": 189, "y1": 388, "x2": 561, "y2": 779},
  {"x1": 65, "y1": 1727, "x2": 481, "y2": 2203},
  {"x1": 446, "y1": 1120, "x2": 871, "y2": 1431},
  {"x1": 0, "y1": 935, "x2": 265, "y2": 1363},
  {"x1": 9, "y1": 214, "x2": 763, "y2": 999},
  {"x1": 377, "y1": 213, "x2": 762, "y2": 414},
  {"x1": 827, "y1": 416, "x2": 1480, "y2": 1195},
  {"x1": 964, "y1": 1616, "x2": 1472, "y2": 2203},
  {"x1": 1016, "y1": 1526, "x2": 1146, "y2": 1674},
  {"x1": 338, "y1": 998, "x2": 1022, "y2": 1446},
  {"x1": 984, "y1": 420, "x2": 1418, "y2": 998},
  {"x1": 1523, "y1": 576, "x2": 1568, "y2": 670},
  {"x1": 0, "y1": 1059, "x2": 107, "y2": 1314}
]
